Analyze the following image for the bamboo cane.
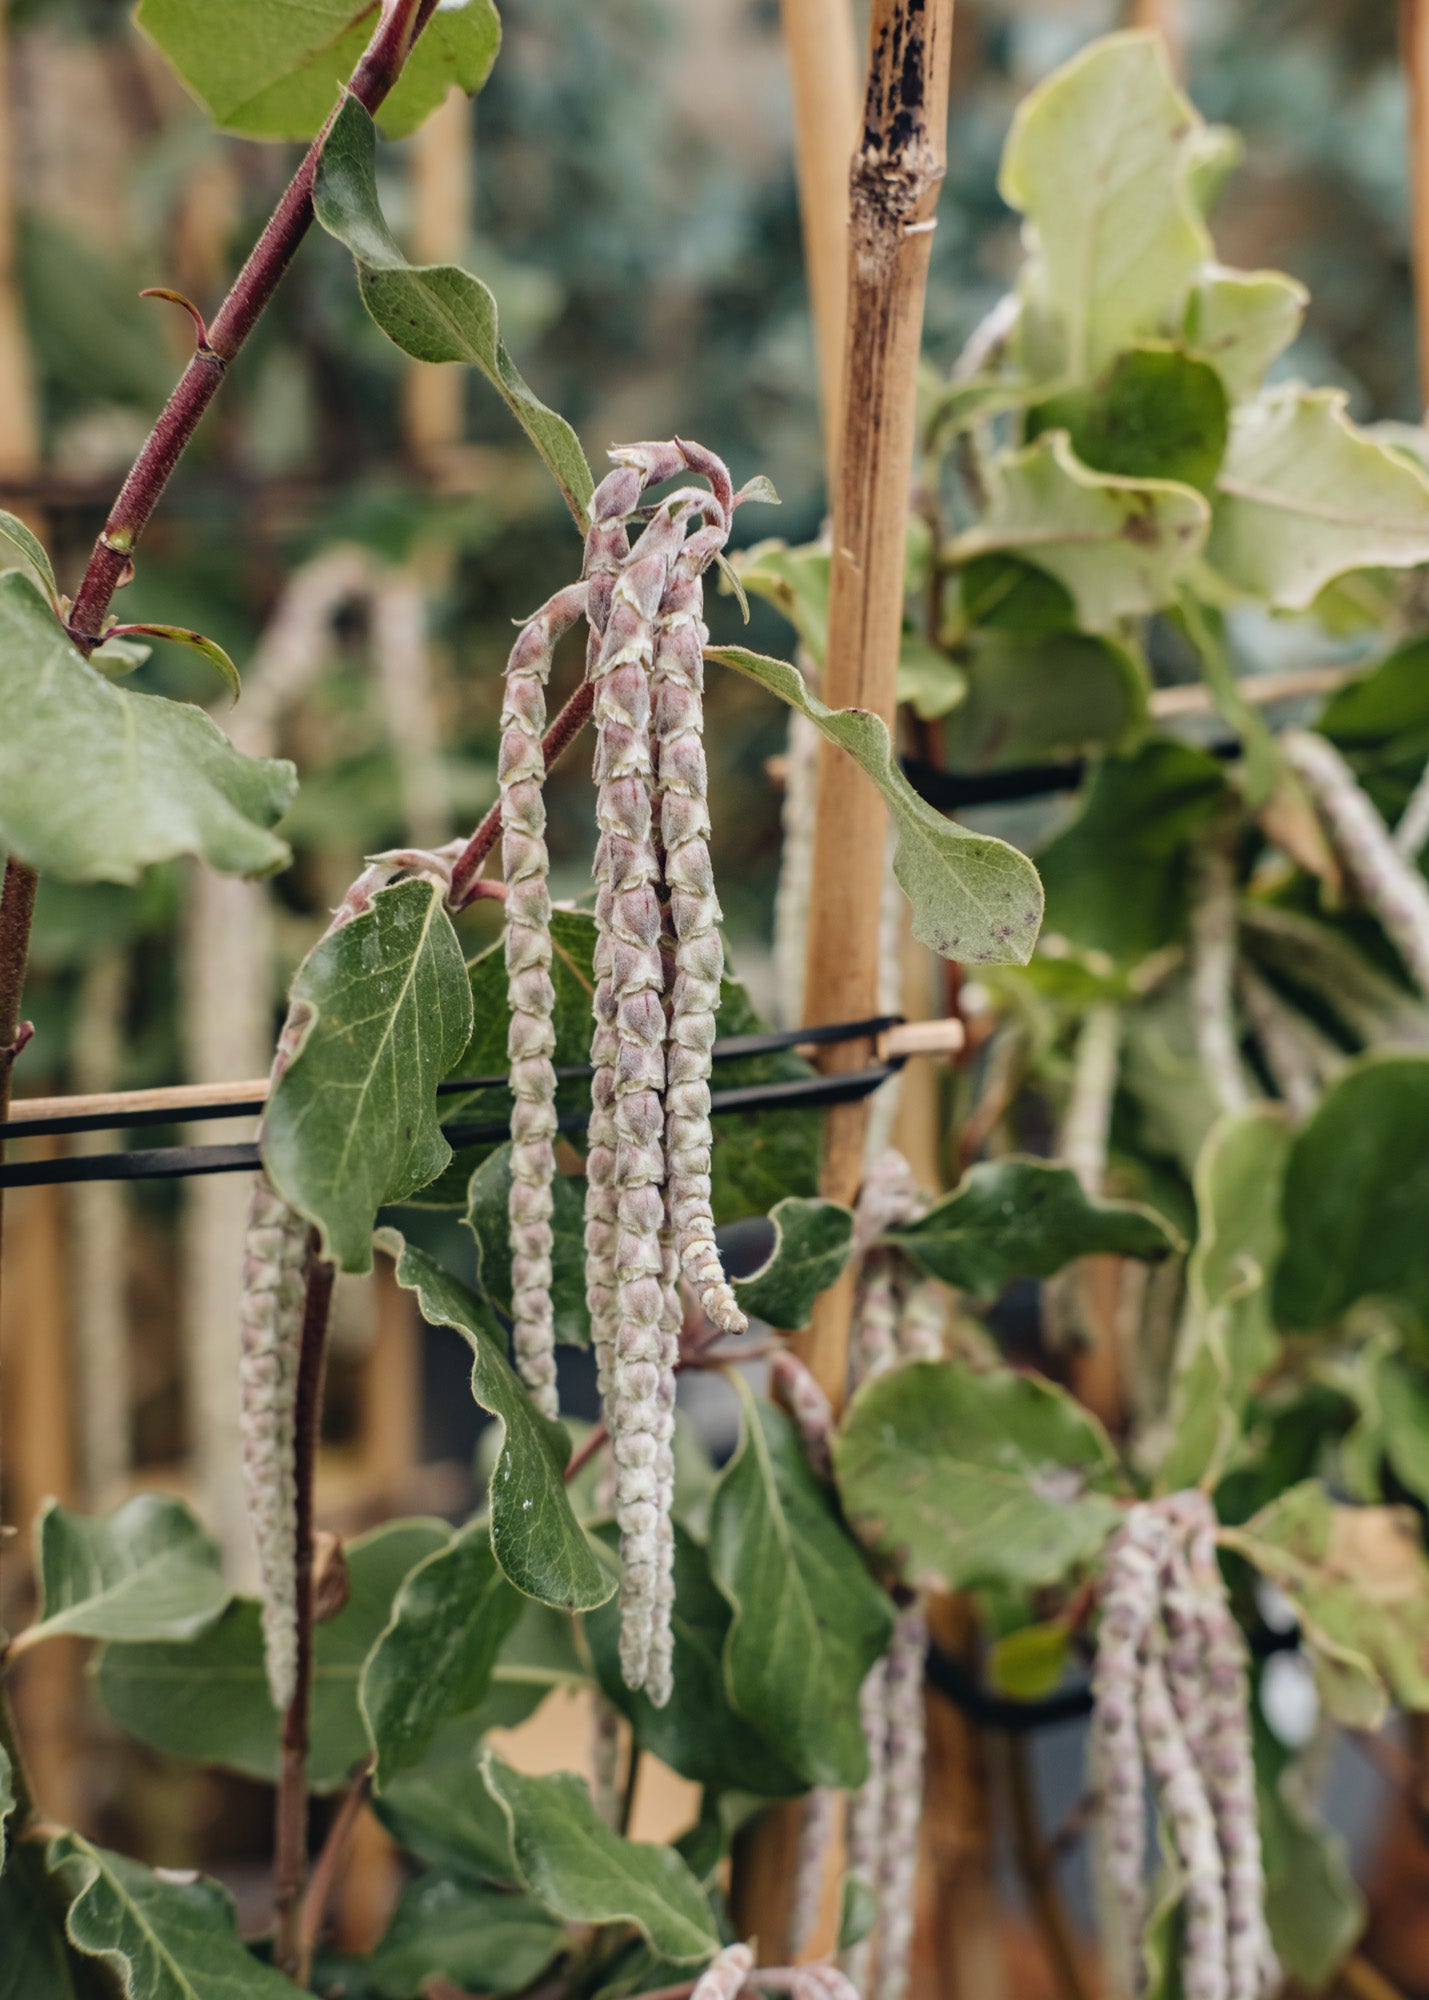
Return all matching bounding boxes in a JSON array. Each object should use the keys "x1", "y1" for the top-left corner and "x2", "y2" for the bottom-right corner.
[{"x1": 1403, "y1": 0, "x2": 1429, "y2": 413}]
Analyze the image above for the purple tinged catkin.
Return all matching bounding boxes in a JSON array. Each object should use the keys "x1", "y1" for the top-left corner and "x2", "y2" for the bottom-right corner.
[
  {"x1": 851, "y1": 1258, "x2": 901, "y2": 1386},
  {"x1": 875, "y1": 1601, "x2": 929, "y2": 2000},
  {"x1": 1139, "y1": 1627, "x2": 1229, "y2": 2000},
  {"x1": 1189, "y1": 842, "x2": 1248, "y2": 1117},
  {"x1": 692, "y1": 1944, "x2": 755, "y2": 2000},
  {"x1": 238, "y1": 1179, "x2": 310, "y2": 1712},
  {"x1": 1284, "y1": 729, "x2": 1429, "y2": 1001},
  {"x1": 1090, "y1": 1509, "x2": 1163, "y2": 1980},
  {"x1": 501, "y1": 581, "x2": 590, "y2": 1420},
  {"x1": 788, "y1": 1786, "x2": 836, "y2": 1958},
  {"x1": 771, "y1": 1349, "x2": 836, "y2": 1484},
  {"x1": 840, "y1": 1657, "x2": 890, "y2": 1994}
]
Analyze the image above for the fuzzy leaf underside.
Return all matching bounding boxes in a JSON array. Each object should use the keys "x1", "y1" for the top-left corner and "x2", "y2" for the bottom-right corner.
[
  {"x1": 136, "y1": 0, "x2": 501, "y2": 141},
  {"x1": 315, "y1": 98, "x2": 592, "y2": 524},
  {"x1": 262, "y1": 878, "x2": 473, "y2": 1274},
  {"x1": 708, "y1": 645, "x2": 1044, "y2": 965},
  {"x1": 0, "y1": 573, "x2": 294, "y2": 884},
  {"x1": 378, "y1": 1234, "x2": 610, "y2": 1612}
]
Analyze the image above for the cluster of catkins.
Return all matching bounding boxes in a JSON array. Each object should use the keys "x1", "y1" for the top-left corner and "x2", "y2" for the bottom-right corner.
[
  {"x1": 499, "y1": 440, "x2": 764, "y2": 1706},
  {"x1": 1091, "y1": 1491, "x2": 1273, "y2": 2000},
  {"x1": 775, "y1": 1151, "x2": 944, "y2": 2000},
  {"x1": 692, "y1": 1943, "x2": 858, "y2": 2000}
]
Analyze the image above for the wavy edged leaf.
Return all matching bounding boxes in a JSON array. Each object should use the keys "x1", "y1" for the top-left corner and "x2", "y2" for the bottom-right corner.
[
  {"x1": 137, "y1": 0, "x2": 500, "y2": 142},
  {"x1": 833, "y1": 1360, "x2": 1125, "y2": 1594},
  {"x1": 366, "y1": 1874, "x2": 565, "y2": 1999},
  {"x1": 466, "y1": 1145, "x2": 590, "y2": 1345},
  {"x1": 1209, "y1": 389, "x2": 1429, "y2": 611},
  {"x1": 949, "y1": 433, "x2": 1209, "y2": 632},
  {"x1": 1184, "y1": 265, "x2": 1306, "y2": 400},
  {"x1": 262, "y1": 878, "x2": 473, "y2": 1274},
  {"x1": 1225, "y1": 1482, "x2": 1429, "y2": 1727},
  {"x1": 0, "y1": 574, "x2": 293, "y2": 884},
  {"x1": 47, "y1": 1831, "x2": 294, "y2": 1998},
  {"x1": 315, "y1": 99, "x2": 592, "y2": 524},
  {"x1": 378, "y1": 1232, "x2": 610, "y2": 1611},
  {"x1": 885, "y1": 1157, "x2": 1178, "y2": 1295},
  {"x1": 1027, "y1": 345, "x2": 1229, "y2": 493},
  {"x1": 479, "y1": 1754, "x2": 720, "y2": 1963},
  {"x1": 707, "y1": 1375, "x2": 894, "y2": 1789},
  {"x1": 1275, "y1": 1054, "x2": 1429, "y2": 1330},
  {"x1": 362, "y1": 1519, "x2": 524, "y2": 1787},
  {"x1": 0, "y1": 506, "x2": 58, "y2": 603},
  {"x1": 94, "y1": 1520, "x2": 448, "y2": 1791},
  {"x1": 709, "y1": 645, "x2": 1043, "y2": 966},
  {"x1": 731, "y1": 1196, "x2": 854, "y2": 1330},
  {"x1": 999, "y1": 30, "x2": 1210, "y2": 381},
  {"x1": 19, "y1": 1495, "x2": 227, "y2": 1651},
  {"x1": 940, "y1": 627, "x2": 1147, "y2": 771},
  {"x1": 1161, "y1": 1109, "x2": 1289, "y2": 1492},
  {"x1": 582, "y1": 1523, "x2": 804, "y2": 1797}
]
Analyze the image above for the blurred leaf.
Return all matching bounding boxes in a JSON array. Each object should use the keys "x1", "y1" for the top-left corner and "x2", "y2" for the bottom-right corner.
[
  {"x1": 999, "y1": 32, "x2": 1210, "y2": 381},
  {"x1": 0, "y1": 575, "x2": 294, "y2": 885},
  {"x1": 378, "y1": 1233, "x2": 611, "y2": 1611},
  {"x1": 1209, "y1": 389, "x2": 1429, "y2": 611},
  {"x1": 95, "y1": 1521, "x2": 447, "y2": 1791},
  {"x1": 1276, "y1": 1056, "x2": 1429, "y2": 1329},
  {"x1": 583, "y1": 1524, "x2": 804, "y2": 1797},
  {"x1": 137, "y1": 0, "x2": 500, "y2": 142},
  {"x1": 315, "y1": 99, "x2": 592, "y2": 525},
  {"x1": 480, "y1": 1755, "x2": 720, "y2": 1962},
  {"x1": 1259, "y1": 1744, "x2": 1364, "y2": 1986},
  {"x1": 1226, "y1": 1482, "x2": 1429, "y2": 1727},
  {"x1": 837, "y1": 1874, "x2": 879, "y2": 1955},
  {"x1": 1161, "y1": 1109, "x2": 1289, "y2": 1491},
  {"x1": 731, "y1": 540, "x2": 830, "y2": 660},
  {"x1": 987, "y1": 1622, "x2": 1073, "y2": 1700},
  {"x1": 886, "y1": 1158, "x2": 1178, "y2": 1295},
  {"x1": 1029, "y1": 345, "x2": 1229, "y2": 493},
  {"x1": 20, "y1": 1495, "x2": 227, "y2": 1651},
  {"x1": 950, "y1": 434, "x2": 1209, "y2": 632},
  {"x1": 263, "y1": 879, "x2": 473, "y2": 1275},
  {"x1": 1318, "y1": 635, "x2": 1429, "y2": 752},
  {"x1": 362, "y1": 1521, "x2": 524, "y2": 1788},
  {"x1": 0, "y1": 508, "x2": 56, "y2": 604},
  {"x1": 731, "y1": 1197, "x2": 854, "y2": 1330},
  {"x1": 1239, "y1": 904, "x2": 1429, "y2": 1050},
  {"x1": 1037, "y1": 738, "x2": 1226, "y2": 962},
  {"x1": 378, "y1": 1707, "x2": 540, "y2": 1886},
  {"x1": 940, "y1": 629, "x2": 1147, "y2": 770},
  {"x1": 466, "y1": 1146, "x2": 590, "y2": 1346},
  {"x1": 1378, "y1": 1360, "x2": 1429, "y2": 1510},
  {"x1": 47, "y1": 1831, "x2": 294, "y2": 1998},
  {"x1": 0, "y1": 1849, "x2": 85, "y2": 1998},
  {"x1": 959, "y1": 553, "x2": 1077, "y2": 637},
  {"x1": 710, "y1": 645, "x2": 1044, "y2": 965},
  {"x1": 1184, "y1": 265, "x2": 1307, "y2": 401},
  {"x1": 367, "y1": 1874, "x2": 564, "y2": 1999},
  {"x1": 895, "y1": 632, "x2": 967, "y2": 722},
  {"x1": 833, "y1": 1361, "x2": 1124, "y2": 1593},
  {"x1": 707, "y1": 1376, "x2": 894, "y2": 1790},
  {"x1": 106, "y1": 624, "x2": 240, "y2": 702}
]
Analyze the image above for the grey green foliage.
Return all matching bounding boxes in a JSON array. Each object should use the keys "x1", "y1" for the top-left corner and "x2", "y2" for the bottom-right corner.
[
  {"x1": 466, "y1": 1146, "x2": 591, "y2": 1346},
  {"x1": 730, "y1": 1196, "x2": 854, "y2": 1330},
  {"x1": 23, "y1": 1494, "x2": 229, "y2": 1650},
  {"x1": 363, "y1": 1875, "x2": 565, "y2": 1999}
]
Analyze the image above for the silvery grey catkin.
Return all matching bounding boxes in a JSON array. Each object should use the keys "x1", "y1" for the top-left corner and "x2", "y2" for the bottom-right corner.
[
  {"x1": 875, "y1": 1600, "x2": 929, "y2": 2000},
  {"x1": 1189, "y1": 841, "x2": 1248, "y2": 1117},
  {"x1": 1283, "y1": 729, "x2": 1429, "y2": 1001},
  {"x1": 692, "y1": 1944, "x2": 756, "y2": 2000},
  {"x1": 501, "y1": 581, "x2": 590, "y2": 1419},
  {"x1": 840, "y1": 1656, "x2": 890, "y2": 1996}
]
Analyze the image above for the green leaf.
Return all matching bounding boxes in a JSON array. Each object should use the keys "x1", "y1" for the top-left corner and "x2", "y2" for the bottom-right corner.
[
  {"x1": 731, "y1": 541, "x2": 830, "y2": 661},
  {"x1": 95, "y1": 1520, "x2": 448, "y2": 1791},
  {"x1": 708, "y1": 645, "x2": 1044, "y2": 966},
  {"x1": 987, "y1": 1622, "x2": 1073, "y2": 1700},
  {"x1": 1225, "y1": 1482, "x2": 1429, "y2": 1728},
  {"x1": 837, "y1": 1874, "x2": 879, "y2": 1955},
  {"x1": 466, "y1": 1146, "x2": 590, "y2": 1346},
  {"x1": 108, "y1": 624, "x2": 240, "y2": 702},
  {"x1": 1161, "y1": 1110, "x2": 1289, "y2": 1492},
  {"x1": 1037, "y1": 738, "x2": 1227, "y2": 962},
  {"x1": 885, "y1": 1158, "x2": 1178, "y2": 1295},
  {"x1": 706, "y1": 1376, "x2": 894, "y2": 1790},
  {"x1": 960, "y1": 553, "x2": 1077, "y2": 637},
  {"x1": 262, "y1": 878, "x2": 473, "y2": 1275},
  {"x1": 378, "y1": 1233, "x2": 610, "y2": 1611},
  {"x1": 19, "y1": 1495, "x2": 227, "y2": 1651},
  {"x1": 0, "y1": 1849, "x2": 86, "y2": 1999},
  {"x1": 1239, "y1": 904, "x2": 1429, "y2": 1049},
  {"x1": 582, "y1": 1524, "x2": 804, "y2": 1798},
  {"x1": 1377, "y1": 1361, "x2": 1429, "y2": 1512},
  {"x1": 362, "y1": 1520, "x2": 524, "y2": 1789},
  {"x1": 1276, "y1": 1055, "x2": 1429, "y2": 1329},
  {"x1": 367, "y1": 1874, "x2": 564, "y2": 1999},
  {"x1": 939, "y1": 629, "x2": 1147, "y2": 772},
  {"x1": 1319, "y1": 634, "x2": 1429, "y2": 750},
  {"x1": 378, "y1": 1711, "x2": 531, "y2": 1886},
  {"x1": 1028, "y1": 346, "x2": 1229, "y2": 494},
  {"x1": 47, "y1": 1831, "x2": 294, "y2": 1998},
  {"x1": 1258, "y1": 1737, "x2": 1365, "y2": 1986},
  {"x1": 479, "y1": 1755, "x2": 720, "y2": 1964},
  {"x1": 833, "y1": 1361, "x2": 1124, "y2": 1594},
  {"x1": 137, "y1": 0, "x2": 501, "y2": 142},
  {"x1": 315, "y1": 99, "x2": 592, "y2": 526},
  {"x1": 730, "y1": 1197, "x2": 854, "y2": 1330},
  {"x1": 948, "y1": 433, "x2": 1209, "y2": 633},
  {"x1": 1209, "y1": 389, "x2": 1429, "y2": 612},
  {"x1": 1184, "y1": 266, "x2": 1306, "y2": 401},
  {"x1": 0, "y1": 507, "x2": 57, "y2": 603},
  {"x1": 998, "y1": 31, "x2": 1211, "y2": 382},
  {"x1": 0, "y1": 574, "x2": 294, "y2": 884}
]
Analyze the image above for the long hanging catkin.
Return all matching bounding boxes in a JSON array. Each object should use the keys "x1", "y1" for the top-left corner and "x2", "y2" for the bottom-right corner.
[
  {"x1": 875, "y1": 1600, "x2": 929, "y2": 2000},
  {"x1": 1189, "y1": 840, "x2": 1248, "y2": 1117},
  {"x1": 500, "y1": 580, "x2": 590, "y2": 1419}
]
